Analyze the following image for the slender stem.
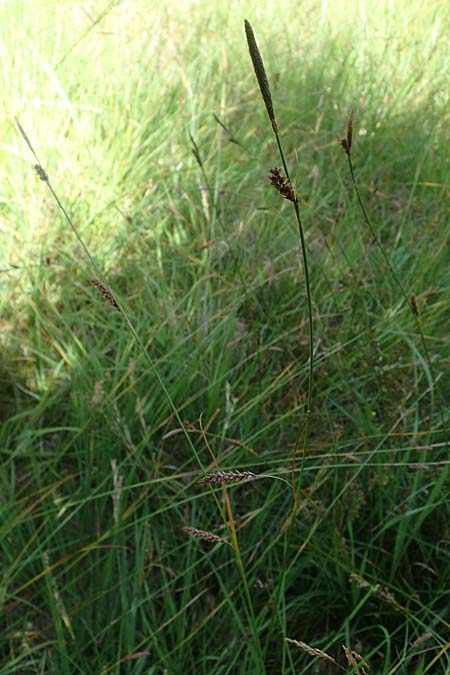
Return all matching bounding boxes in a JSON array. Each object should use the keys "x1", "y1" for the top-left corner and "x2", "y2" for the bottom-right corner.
[
  {"x1": 243, "y1": 19, "x2": 315, "y2": 659},
  {"x1": 292, "y1": 197, "x2": 314, "y2": 506},
  {"x1": 346, "y1": 153, "x2": 445, "y2": 429},
  {"x1": 14, "y1": 110, "x2": 229, "y2": 506},
  {"x1": 273, "y1": 132, "x2": 314, "y2": 507},
  {"x1": 224, "y1": 487, "x2": 266, "y2": 671},
  {"x1": 263, "y1": 129, "x2": 315, "y2": 673}
]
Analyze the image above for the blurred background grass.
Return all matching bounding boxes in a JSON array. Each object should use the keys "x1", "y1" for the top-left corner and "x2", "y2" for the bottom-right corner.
[{"x1": 1, "y1": 1, "x2": 449, "y2": 673}]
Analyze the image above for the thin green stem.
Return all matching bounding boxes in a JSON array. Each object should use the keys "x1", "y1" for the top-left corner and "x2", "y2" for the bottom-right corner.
[
  {"x1": 292, "y1": 197, "x2": 314, "y2": 502},
  {"x1": 262, "y1": 91, "x2": 315, "y2": 675},
  {"x1": 346, "y1": 153, "x2": 445, "y2": 430},
  {"x1": 224, "y1": 489, "x2": 266, "y2": 671},
  {"x1": 244, "y1": 21, "x2": 315, "y2": 669},
  {"x1": 272, "y1": 123, "x2": 314, "y2": 513}
]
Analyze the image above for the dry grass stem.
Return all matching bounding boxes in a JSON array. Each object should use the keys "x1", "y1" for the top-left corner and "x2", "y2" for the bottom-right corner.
[
  {"x1": 90, "y1": 278, "x2": 120, "y2": 311},
  {"x1": 198, "y1": 470, "x2": 257, "y2": 486},
  {"x1": 181, "y1": 527, "x2": 228, "y2": 545},
  {"x1": 42, "y1": 551, "x2": 74, "y2": 637},
  {"x1": 111, "y1": 459, "x2": 123, "y2": 525},
  {"x1": 409, "y1": 633, "x2": 432, "y2": 650},
  {"x1": 285, "y1": 638, "x2": 338, "y2": 667},
  {"x1": 350, "y1": 572, "x2": 400, "y2": 609},
  {"x1": 244, "y1": 20, "x2": 277, "y2": 133},
  {"x1": 342, "y1": 645, "x2": 370, "y2": 674},
  {"x1": 269, "y1": 167, "x2": 296, "y2": 202}
]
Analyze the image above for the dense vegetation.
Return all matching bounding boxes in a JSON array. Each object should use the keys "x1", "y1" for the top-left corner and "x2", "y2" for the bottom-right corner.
[{"x1": 1, "y1": 1, "x2": 449, "y2": 673}]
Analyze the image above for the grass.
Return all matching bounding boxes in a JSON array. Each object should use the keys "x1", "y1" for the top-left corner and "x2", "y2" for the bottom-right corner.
[{"x1": 1, "y1": 0, "x2": 449, "y2": 673}]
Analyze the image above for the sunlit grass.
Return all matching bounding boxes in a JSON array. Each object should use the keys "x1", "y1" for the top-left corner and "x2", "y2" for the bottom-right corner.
[{"x1": 1, "y1": 1, "x2": 449, "y2": 673}]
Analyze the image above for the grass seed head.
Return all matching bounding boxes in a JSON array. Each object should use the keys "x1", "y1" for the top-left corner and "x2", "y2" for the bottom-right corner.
[
  {"x1": 269, "y1": 168, "x2": 296, "y2": 202},
  {"x1": 244, "y1": 20, "x2": 278, "y2": 133},
  {"x1": 340, "y1": 109, "x2": 354, "y2": 155},
  {"x1": 34, "y1": 164, "x2": 49, "y2": 182},
  {"x1": 89, "y1": 278, "x2": 120, "y2": 311},
  {"x1": 410, "y1": 294, "x2": 419, "y2": 317},
  {"x1": 181, "y1": 527, "x2": 228, "y2": 544},
  {"x1": 286, "y1": 639, "x2": 337, "y2": 666},
  {"x1": 342, "y1": 645, "x2": 370, "y2": 674},
  {"x1": 198, "y1": 470, "x2": 256, "y2": 486}
]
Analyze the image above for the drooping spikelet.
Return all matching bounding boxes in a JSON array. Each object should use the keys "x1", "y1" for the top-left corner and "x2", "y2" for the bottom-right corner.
[
  {"x1": 340, "y1": 109, "x2": 354, "y2": 156},
  {"x1": 269, "y1": 168, "x2": 296, "y2": 202},
  {"x1": 342, "y1": 645, "x2": 370, "y2": 674},
  {"x1": 181, "y1": 527, "x2": 228, "y2": 545},
  {"x1": 244, "y1": 20, "x2": 278, "y2": 134},
  {"x1": 89, "y1": 278, "x2": 120, "y2": 310},
  {"x1": 198, "y1": 470, "x2": 256, "y2": 486},
  {"x1": 285, "y1": 639, "x2": 338, "y2": 668}
]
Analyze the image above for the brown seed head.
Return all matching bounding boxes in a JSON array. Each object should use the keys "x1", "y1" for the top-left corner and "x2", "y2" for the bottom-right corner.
[
  {"x1": 89, "y1": 278, "x2": 120, "y2": 311},
  {"x1": 34, "y1": 164, "x2": 49, "y2": 182},
  {"x1": 269, "y1": 168, "x2": 296, "y2": 202},
  {"x1": 198, "y1": 470, "x2": 256, "y2": 486},
  {"x1": 244, "y1": 20, "x2": 277, "y2": 134},
  {"x1": 410, "y1": 294, "x2": 419, "y2": 317},
  {"x1": 340, "y1": 109, "x2": 354, "y2": 156},
  {"x1": 181, "y1": 527, "x2": 227, "y2": 544}
]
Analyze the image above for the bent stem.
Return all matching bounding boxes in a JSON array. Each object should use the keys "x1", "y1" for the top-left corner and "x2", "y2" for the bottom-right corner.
[{"x1": 341, "y1": 113, "x2": 444, "y2": 431}]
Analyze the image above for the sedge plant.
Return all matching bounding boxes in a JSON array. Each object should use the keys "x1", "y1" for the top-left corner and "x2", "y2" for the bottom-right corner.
[{"x1": 244, "y1": 19, "x2": 315, "y2": 670}]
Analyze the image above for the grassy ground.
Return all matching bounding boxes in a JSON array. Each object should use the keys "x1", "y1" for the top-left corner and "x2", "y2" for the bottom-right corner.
[{"x1": 1, "y1": 0, "x2": 449, "y2": 673}]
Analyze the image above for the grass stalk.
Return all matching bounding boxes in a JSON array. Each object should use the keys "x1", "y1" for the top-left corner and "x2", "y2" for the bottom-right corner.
[
  {"x1": 245, "y1": 19, "x2": 315, "y2": 670},
  {"x1": 341, "y1": 111, "x2": 446, "y2": 432}
]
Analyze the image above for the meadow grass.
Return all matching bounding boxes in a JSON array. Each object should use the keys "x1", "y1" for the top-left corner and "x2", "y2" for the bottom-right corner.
[{"x1": 1, "y1": 1, "x2": 449, "y2": 673}]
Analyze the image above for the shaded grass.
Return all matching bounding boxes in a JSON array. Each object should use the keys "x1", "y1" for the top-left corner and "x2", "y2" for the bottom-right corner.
[{"x1": 1, "y1": 0, "x2": 450, "y2": 673}]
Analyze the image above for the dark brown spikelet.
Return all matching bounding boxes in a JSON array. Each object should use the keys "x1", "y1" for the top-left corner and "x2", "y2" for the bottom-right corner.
[
  {"x1": 34, "y1": 164, "x2": 49, "y2": 182},
  {"x1": 189, "y1": 132, "x2": 203, "y2": 169},
  {"x1": 410, "y1": 294, "x2": 419, "y2": 317},
  {"x1": 340, "y1": 109, "x2": 354, "y2": 156},
  {"x1": 89, "y1": 278, "x2": 120, "y2": 311},
  {"x1": 198, "y1": 470, "x2": 257, "y2": 486},
  {"x1": 244, "y1": 20, "x2": 277, "y2": 133},
  {"x1": 269, "y1": 168, "x2": 296, "y2": 202},
  {"x1": 181, "y1": 527, "x2": 227, "y2": 545}
]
